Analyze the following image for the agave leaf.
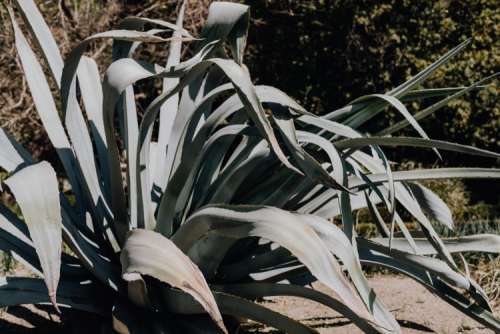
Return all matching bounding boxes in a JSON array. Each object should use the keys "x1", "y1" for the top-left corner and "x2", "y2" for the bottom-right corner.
[
  {"x1": 299, "y1": 114, "x2": 362, "y2": 138},
  {"x1": 390, "y1": 39, "x2": 472, "y2": 96},
  {"x1": 257, "y1": 85, "x2": 310, "y2": 115},
  {"x1": 380, "y1": 73, "x2": 499, "y2": 135},
  {"x1": 359, "y1": 244, "x2": 500, "y2": 332},
  {"x1": 153, "y1": 0, "x2": 187, "y2": 197},
  {"x1": 324, "y1": 39, "x2": 472, "y2": 122},
  {"x1": 348, "y1": 94, "x2": 440, "y2": 159},
  {"x1": 0, "y1": 277, "x2": 107, "y2": 314},
  {"x1": 0, "y1": 205, "x2": 42, "y2": 275},
  {"x1": 165, "y1": 84, "x2": 307, "y2": 224},
  {"x1": 217, "y1": 245, "x2": 297, "y2": 282},
  {"x1": 312, "y1": 188, "x2": 374, "y2": 218},
  {"x1": 335, "y1": 136, "x2": 500, "y2": 159},
  {"x1": 0, "y1": 128, "x2": 120, "y2": 284},
  {"x1": 406, "y1": 182, "x2": 454, "y2": 229},
  {"x1": 8, "y1": 9, "x2": 83, "y2": 205},
  {"x1": 11, "y1": 0, "x2": 64, "y2": 82},
  {"x1": 372, "y1": 234, "x2": 500, "y2": 254},
  {"x1": 353, "y1": 152, "x2": 457, "y2": 268},
  {"x1": 400, "y1": 86, "x2": 490, "y2": 102},
  {"x1": 11, "y1": 1, "x2": 117, "y2": 249},
  {"x1": 120, "y1": 229, "x2": 227, "y2": 334},
  {"x1": 215, "y1": 283, "x2": 383, "y2": 333},
  {"x1": 77, "y1": 56, "x2": 109, "y2": 189},
  {"x1": 206, "y1": 58, "x2": 300, "y2": 173},
  {"x1": 200, "y1": 2, "x2": 250, "y2": 64},
  {"x1": 350, "y1": 168, "x2": 500, "y2": 190},
  {"x1": 124, "y1": 87, "x2": 141, "y2": 229},
  {"x1": 117, "y1": 16, "x2": 192, "y2": 38},
  {"x1": 0, "y1": 128, "x2": 33, "y2": 172},
  {"x1": 4, "y1": 162, "x2": 62, "y2": 310},
  {"x1": 361, "y1": 239, "x2": 468, "y2": 288},
  {"x1": 153, "y1": 58, "x2": 302, "y2": 235},
  {"x1": 299, "y1": 215, "x2": 399, "y2": 332},
  {"x1": 162, "y1": 287, "x2": 318, "y2": 334},
  {"x1": 60, "y1": 29, "x2": 193, "y2": 114},
  {"x1": 0, "y1": 209, "x2": 84, "y2": 279},
  {"x1": 273, "y1": 111, "x2": 347, "y2": 190},
  {"x1": 103, "y1": 43, "x2": 217, "y2": 230},
  {"x1": 173, "y1": 205, "x2": 372, "y2": 321}
]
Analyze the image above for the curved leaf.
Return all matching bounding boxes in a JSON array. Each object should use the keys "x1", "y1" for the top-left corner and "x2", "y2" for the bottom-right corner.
[
  {"x1": 173, "y1": 205, "x2": 372, "y2": 321},
  {"x1": 406, "y1": 182, "x2": 453, "y2": 229},
  {"x1": 335, "y1": 136, "x2": 500, "y2": 159},
  {"x1": 120, "y1": 229, "x2": 227, "y2": 334},
  {"x1": 4, "y1": 162, "x2": 62, "y2": 310},
  {"x1": 214, "y1": 283, "x2": 383, "y2": 333},
  {"x1": 162, "y1": 288, "x2": 317, "y2": 334},
  {"x1": 0, "y1": 277, "x2": 107, "y2": 315},
  {"x1": 371, "y1": 234, "x2": 500, "y2": 255}
]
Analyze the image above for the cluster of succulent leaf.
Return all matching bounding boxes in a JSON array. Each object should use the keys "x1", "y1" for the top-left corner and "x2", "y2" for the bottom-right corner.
[{"x1": 1, "y1": 1, "x2": 499, "y2": 333}]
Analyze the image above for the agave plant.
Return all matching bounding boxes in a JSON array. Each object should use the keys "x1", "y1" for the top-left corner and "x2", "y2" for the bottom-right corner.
[{"x1": 1, "y1": 1, "x2": 499, "y2": 333}]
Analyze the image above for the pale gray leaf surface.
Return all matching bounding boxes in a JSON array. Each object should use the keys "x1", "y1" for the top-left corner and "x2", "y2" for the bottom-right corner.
[
  {"x1": 173, "y1": 205, "x2": 372, "y2": 322},
  {"x1": 121, "y1": 229, "x2": 227, "y2": 334},
  {"x1": 371, "y1": 235, "x2": 500, "y2": 255},
  {"x1": 4, "y1": 162, "x2": 62, "y2": 310},
  {"x1": 406, "y1": 182, "x2": 453, "y2": 229}
]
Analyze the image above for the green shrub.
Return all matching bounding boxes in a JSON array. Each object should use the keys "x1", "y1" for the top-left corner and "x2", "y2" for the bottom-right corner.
[
  {"x1": 0, "y1": 1, "x2": 499, "y2": 333},
  {"x1": 246, "y1": 0, "x2": 499, "y2": 157}
]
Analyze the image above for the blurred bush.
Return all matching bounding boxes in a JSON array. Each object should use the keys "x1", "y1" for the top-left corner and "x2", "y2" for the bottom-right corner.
[{"x1": 246, "y1": 0, "x2": 498, "y2": 153}]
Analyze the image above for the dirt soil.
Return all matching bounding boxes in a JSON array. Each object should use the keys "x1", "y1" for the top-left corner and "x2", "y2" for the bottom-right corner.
[
  {"x1": 0, "y1": 275, "x2": 498, "y2": 334},
  {"x1": 243, "y1": 275, "x2": 499, "y2": 334}
]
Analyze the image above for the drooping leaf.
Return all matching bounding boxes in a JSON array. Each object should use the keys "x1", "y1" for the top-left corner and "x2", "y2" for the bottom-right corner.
[
  {"x1": 214, "y1": 283, "x2": 383, "y2": 333},
  {"x1": 120, "y1": 229, "x2": 227, "y2": 334},
  {"x1": 371, "y1": 234, "x2": 500, "y2": 255},
  {"x1": 173, "y1": 205, "x2": 372, "y2": 322},
  {"x1": 162, "y1": 287, "x2": 318, "y2": 334},
  {"x1": 406, "y1": 182, "x2": 454, "y2": 229},
  {"x1": 0, "y1": 277, "x2": 107, "y2": 314},
  {"x1": 359, "y1": 242, "x2": 500, "y2": 332},
  {"x1": 335, "y1": 136, "x2": 500, "y2": 159},
  {"x1": 4, "y1": 162, "x2": 62, "y2": 310}
]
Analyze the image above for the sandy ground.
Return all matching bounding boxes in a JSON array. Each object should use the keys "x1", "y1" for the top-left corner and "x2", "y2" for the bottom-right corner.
[
  {"x1": 0, "y1": 275, "x2": 498, "y2": 333},
  {"x1": 244, "y1": 275, "x2": 499, "y2": 334}
]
